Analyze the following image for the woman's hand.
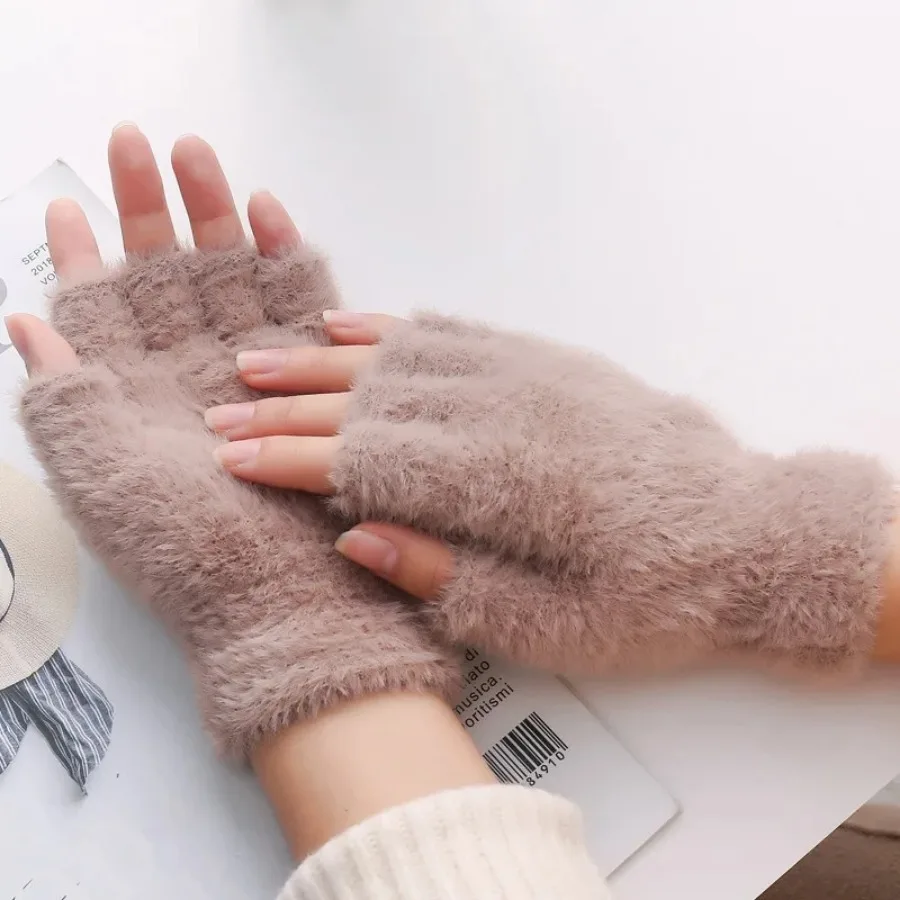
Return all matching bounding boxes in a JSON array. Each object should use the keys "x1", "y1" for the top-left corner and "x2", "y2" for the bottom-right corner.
[
  {"x1": 7, "y1": 125, "x2": 493, "y2": 857},
  {"x1": 205, "y1": 311, "x2": 458, "y2": 601},
  {"x1": 7, "y1": 124, "x2": 302, "y2": 374},
  {"x1": 206, "y1": 311, "x2": 397, "y2": 491},
  {"x1": 211, "y1": 309, "x2": 900, "y2": 672}
]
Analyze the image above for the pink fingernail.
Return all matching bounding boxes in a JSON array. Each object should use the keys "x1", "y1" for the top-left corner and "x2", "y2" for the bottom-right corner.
[
  {"x1": 213, "y1": 439, "x2": 261, "y2": 468},
  {"x1": 323, "y1": 310, "x2": 365, "y2": 328},
  {"x1": 335, "y1": 529, "x2": 399, "y2": 575},
  {"x1": 236, "y1": 349, "x2": 289, "y2": 374},
  {"x1": 204, "y1": 403, "x2": 255, "y2": 432}
]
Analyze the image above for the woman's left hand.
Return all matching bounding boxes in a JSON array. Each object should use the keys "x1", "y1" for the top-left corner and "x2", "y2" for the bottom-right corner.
[
  {"x1": 207, "y1": 311, "x2": 458, "y2": 603},
  {"x1": 8, "y1": 125, "x2": 304, "y2": 378}
]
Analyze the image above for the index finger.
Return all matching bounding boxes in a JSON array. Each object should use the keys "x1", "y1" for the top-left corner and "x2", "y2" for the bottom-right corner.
[{"x1": 46, "y1": 199, "x2": 104, "y2": 286}]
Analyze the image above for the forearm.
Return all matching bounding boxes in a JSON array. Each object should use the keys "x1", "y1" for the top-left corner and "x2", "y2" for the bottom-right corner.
[
  {"x1": 251, "y1": 691, "x2": 495, "y2": 859},
  {"x1": 254, "y1": 561, "x2": 900, "y2": 864},
  {"x1": 254, "y1": 692, "x2": 608, "y2": 900},
  {"x1": 251, "y1": 520, "x2": 900, "y2": 898}
]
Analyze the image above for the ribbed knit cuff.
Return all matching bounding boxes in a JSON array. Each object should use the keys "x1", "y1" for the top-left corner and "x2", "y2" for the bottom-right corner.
[{"x1": 279, "y1": 785, "x2": 609, "y2": 900}]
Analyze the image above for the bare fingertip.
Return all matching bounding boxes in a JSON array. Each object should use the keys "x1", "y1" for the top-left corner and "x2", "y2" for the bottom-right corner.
[
  {"x1": 46, "y1": 197, "x2": 85, "y2": 221},
  {"x1": 247, "y1": 190, "x2": 282, "y2": 220},
  {"x1": 213, "y1": 439, "x2": 261, "y2": 470},
  {"x1": 204, "y1": 402, "x2": 254, "y2": 432},
  {"x1": 4, "y1": 314, "x2": 80, "y2": 377},
  {"x1": 4, "y1": 315, "x2": 28, "y2": 359},
  {"x1": 322, "y1": 310, "x2": 365, "y2": 328},
  {"x1": 248, "y1": 192, "x2": 303, "y2": 255},
  {"x1": 335, "y1": 529, "x2": 399, "y2": 576},
  {"x1": 171, "y1": 134, "x2": 214, "y2": 163}
]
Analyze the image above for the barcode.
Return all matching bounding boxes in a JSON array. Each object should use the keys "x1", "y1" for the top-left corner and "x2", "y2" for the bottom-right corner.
[{"x1": 483, "y1": 712, "x2": 569, "y2": 784}]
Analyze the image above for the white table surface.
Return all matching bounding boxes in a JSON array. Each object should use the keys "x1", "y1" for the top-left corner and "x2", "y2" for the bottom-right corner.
[{"x1": 2, "y1": 2, "x2": 900, "y2": 897}]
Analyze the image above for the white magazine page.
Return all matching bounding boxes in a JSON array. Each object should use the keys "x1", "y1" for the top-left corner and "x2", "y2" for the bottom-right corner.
[
  {"x1": 457, "y1": 649, "x2": 679, "y2": 875},
  {"x1": 0, "y1": 162, "x2": 678, "y2": 897}
]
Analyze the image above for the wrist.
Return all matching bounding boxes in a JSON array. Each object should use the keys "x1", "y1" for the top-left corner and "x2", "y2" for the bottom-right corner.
[
  {"x1": 873, "y1": 518, "x2": 900, "y2": 663},
  {"x1": 251, "y1": 691, "x2": 494, "y2": 860}
]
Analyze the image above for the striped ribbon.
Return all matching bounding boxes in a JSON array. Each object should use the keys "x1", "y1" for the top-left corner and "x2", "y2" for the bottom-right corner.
[
  {"x1": 0, "y1": 650, "x2": 113, "y2": 789},
  {"x1": 0, "y1": 689, "x2": 29, "y2": 768}
]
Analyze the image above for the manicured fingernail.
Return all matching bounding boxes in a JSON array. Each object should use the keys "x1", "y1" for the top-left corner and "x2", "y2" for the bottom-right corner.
[
  {"x1": 204, "y1": 403, "x2": 255, "y2": 432},
  {"x1": 323, "y1": 310, "x2": 365, "y2": 328},
  {"x1": 236, "y1": 349, "x2": 289, "y2": 374},
  {"x1": 335, "y1": 529, "x2": 399, "y2": 575},
  {"x1": 112, "y1": 121, "x2": 139, "y2": 133},
  {"x1": 213, "y1": 439, "x2": 261, "y2": 469}
]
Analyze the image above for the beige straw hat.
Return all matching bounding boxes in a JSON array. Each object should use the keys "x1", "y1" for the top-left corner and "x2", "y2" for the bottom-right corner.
[{"x1": 0, "y1": 462, "x2": 78, "y2": 689}]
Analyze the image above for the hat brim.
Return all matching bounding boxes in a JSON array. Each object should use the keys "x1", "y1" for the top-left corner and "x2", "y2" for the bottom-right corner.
[{"x1": 0, "y1": 463, "x2": 78, "y2": 690}]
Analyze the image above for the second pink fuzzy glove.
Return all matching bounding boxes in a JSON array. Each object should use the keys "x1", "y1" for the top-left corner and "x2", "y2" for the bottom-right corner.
[
  {"x1": 19, "y1": 249, "x2": 458, "y2": 758},
  {"x1": 331, "y1": 314, "x2": 896, "y2": 675}
]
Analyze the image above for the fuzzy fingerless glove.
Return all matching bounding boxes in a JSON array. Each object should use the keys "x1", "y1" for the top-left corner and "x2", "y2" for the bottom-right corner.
[
  {"x1": 331, "y1": 314, "x2": 896, "y2": 674},
  {"x1": 20, "y1": 250, "x2": 458, "y2": 757}
]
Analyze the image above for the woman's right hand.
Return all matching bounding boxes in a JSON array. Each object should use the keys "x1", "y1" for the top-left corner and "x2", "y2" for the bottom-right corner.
[
  {"x1": 330, "y1": 515, "x2": 900, "y2": 672},
  {"x1": 209, "y1": 310, "x2": 898, "y2": 678}
]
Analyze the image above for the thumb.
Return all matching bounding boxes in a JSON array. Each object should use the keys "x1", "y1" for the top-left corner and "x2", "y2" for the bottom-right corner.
[
  {"x1": 335, "y1": 523, "x2": 453, "y2": 601},
  {"x1": 5, "y1": 314, "x2": 79, "y2": 377}
]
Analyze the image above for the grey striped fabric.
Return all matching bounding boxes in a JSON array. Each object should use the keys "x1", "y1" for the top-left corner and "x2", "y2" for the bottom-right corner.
[
  {"x1": 0, "y1": 650, "x2": 113, "y2": 788},
  {"x1": 0, "y1": 688, "x2": 29, "y2": 772}
]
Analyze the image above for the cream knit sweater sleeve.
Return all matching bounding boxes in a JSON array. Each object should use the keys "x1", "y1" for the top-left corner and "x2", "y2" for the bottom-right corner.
[{"x1": 278, "y1": 784, "x2": 610, "y2": 899}]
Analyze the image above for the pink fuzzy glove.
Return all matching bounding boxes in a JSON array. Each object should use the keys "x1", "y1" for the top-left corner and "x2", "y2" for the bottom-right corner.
[
  {"x1": 331, "y1": 314, "x2": 896, "y2": 675},
  {"x1": 19, "y1": 249, "x2": 457, "y2": 757}
]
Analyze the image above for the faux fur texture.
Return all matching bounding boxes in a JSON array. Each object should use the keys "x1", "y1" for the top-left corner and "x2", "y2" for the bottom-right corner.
[
  {"x1": 19, "y1": 248, "x2": 458, "y2": 758},
  {"x1": 332, "y1": 314, "x2": 896, "y2": 675}
]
